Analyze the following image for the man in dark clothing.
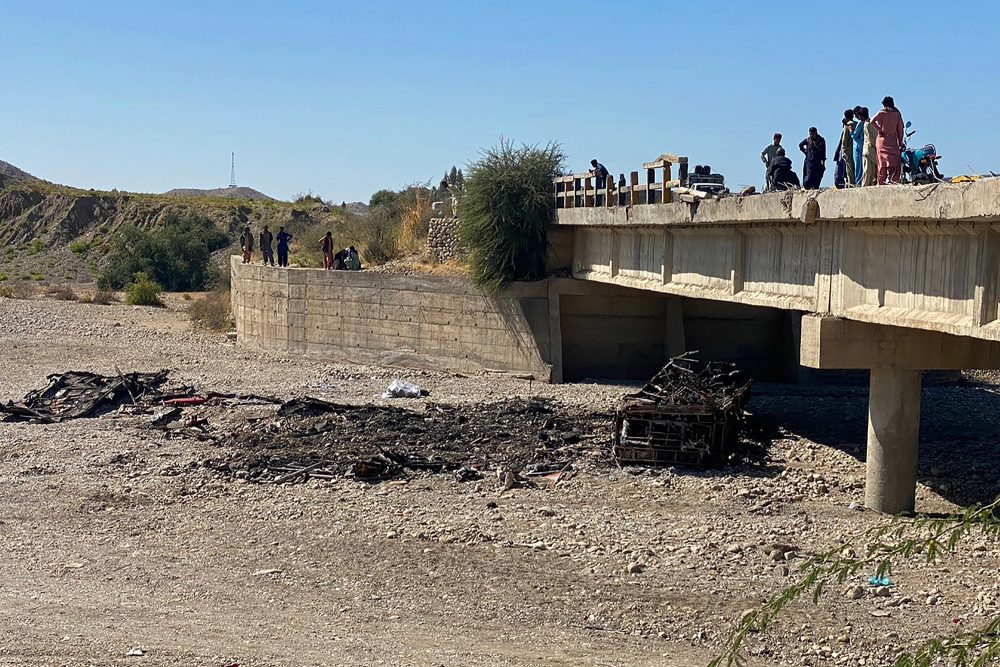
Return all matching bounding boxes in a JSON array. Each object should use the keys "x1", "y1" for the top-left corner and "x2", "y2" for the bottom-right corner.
[
  {"x1": 276, "y1": 226, "x2": 293, "y2": 267},
  {"x1": 760, "y1": 133, "x2": 783, "y2": 191},
  {"x1": 767, "y1": 148, "x2": 800, "y2": 191},
  {"x1": 239, "y1": 226, "x2": 254, "y2": 264},
  {"x1": 799, "y1": 127, "x2": 827, "y2": 189},
  {"x1": 332, "y1": 249, "x2": 346, "y2": 270},
  {"x1": 590, "y1": 159, "x2": 609, "y2": 189},
  {"x1": 259, "y1": 226, "x2": 274, "y2": 266}
]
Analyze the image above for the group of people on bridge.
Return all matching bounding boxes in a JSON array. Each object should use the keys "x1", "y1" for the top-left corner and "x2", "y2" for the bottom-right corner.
[
  {"x1": 761, "y1": 96, "x2": 905, "y2": 192},
  {"x1": 238, "y1": 225, "x2": 361, "y2": 272},
  {"x1": 320, "y1": 232, "x2": 361, "y2": 271},
  {"x1": 240, "y1": 225, "x2": 293, "y2": 267}
]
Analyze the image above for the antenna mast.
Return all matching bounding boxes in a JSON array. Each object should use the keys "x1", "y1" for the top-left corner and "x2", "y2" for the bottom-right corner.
[{"x1": 229, "y1": 152, "x2": 236, "y2": 188}]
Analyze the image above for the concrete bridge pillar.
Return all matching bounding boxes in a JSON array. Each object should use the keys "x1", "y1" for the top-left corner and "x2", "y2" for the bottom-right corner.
[
  {"x1": 801, "y1": 315, "x2": 1000, "y2": 514},
  {"x1": 865, "y1": 368, "x2": 921, "y2": 514}
]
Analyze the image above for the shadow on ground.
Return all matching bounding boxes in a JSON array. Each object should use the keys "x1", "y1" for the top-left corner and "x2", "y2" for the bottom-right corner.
[{"x1": 749, "y1": 381, "x2": 1000, "y2": 506}]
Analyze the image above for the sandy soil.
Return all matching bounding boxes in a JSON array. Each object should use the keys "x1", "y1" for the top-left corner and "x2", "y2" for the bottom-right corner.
[{"x1": 1, "y1": 295, "x2": 998, "y2": 667}]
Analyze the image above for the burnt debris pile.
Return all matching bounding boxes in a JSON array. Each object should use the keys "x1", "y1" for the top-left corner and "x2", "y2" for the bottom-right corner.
[
  {"x1": 0, "y1": 370, "x2": 176, "y2": 423},
  {"x1": 208, "y1": 396, "x2": 610, "y2": 484},
  {"x1": 613, "y1": 356, "x2": 752, "y2": 467}
]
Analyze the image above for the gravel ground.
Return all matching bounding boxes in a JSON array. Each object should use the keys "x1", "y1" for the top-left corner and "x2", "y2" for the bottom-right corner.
[{"x1": 1, "y1": 295, "x2": 998, "y2": 667}]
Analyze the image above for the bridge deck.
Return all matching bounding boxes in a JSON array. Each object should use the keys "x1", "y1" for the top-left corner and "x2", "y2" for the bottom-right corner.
[{"x1": 552, "y1": 179, "x2": 1000, "y2": 343}]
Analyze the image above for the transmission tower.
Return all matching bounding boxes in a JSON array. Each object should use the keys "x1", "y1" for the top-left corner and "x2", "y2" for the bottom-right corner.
[{"x1": 229, "y1": 152, "x2": 236, "y2": 188}]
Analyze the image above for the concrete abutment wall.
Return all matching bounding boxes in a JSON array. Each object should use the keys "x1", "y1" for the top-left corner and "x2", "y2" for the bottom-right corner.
[
  {"x1": 231, "y1": 258, "x2": 795, "y2": 384},
  {"x1": 231, "y1": 258, "x2": 553, "y2": 379}
]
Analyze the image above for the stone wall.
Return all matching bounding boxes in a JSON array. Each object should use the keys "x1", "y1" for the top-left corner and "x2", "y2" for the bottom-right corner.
[
  {"x1": 427, "y1": 217, "x2": 463, "y2": 262},
  {"x1": 231, "y1": 257, "x2": 553, "y2": 380}
]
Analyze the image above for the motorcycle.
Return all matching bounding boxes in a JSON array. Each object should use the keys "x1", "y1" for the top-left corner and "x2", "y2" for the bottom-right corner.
[{"x1": 901, "y1": 121, "x2": 944, "y2": 184}]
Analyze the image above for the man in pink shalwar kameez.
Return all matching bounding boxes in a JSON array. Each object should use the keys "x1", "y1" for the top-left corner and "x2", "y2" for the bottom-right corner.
[{"x1": 871, "y1": 96, "x2": 904, "y2": 185}]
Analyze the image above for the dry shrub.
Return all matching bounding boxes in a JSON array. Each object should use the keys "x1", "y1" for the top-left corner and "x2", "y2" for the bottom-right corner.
[
  {"x1": 0, "y1": 282, "x2": 34, "y2": 299},
  {"x1": 189, "y1": 290, "x2": 232, "y2": 331},
  {"x1": 44, "y1": 283, "x2": 78, "y2": 301},
  {"x1": 81, "y1": 288, "x2": 118, "y2": 305}
]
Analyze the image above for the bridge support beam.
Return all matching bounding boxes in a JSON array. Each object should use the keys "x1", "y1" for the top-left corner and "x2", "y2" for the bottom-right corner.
[
  {"x1": 865, "y1": 368, "x2": 921, "y2": 515},
  {"x1": 801, "y1": 315, "x2": 1000, "y2": 514}
]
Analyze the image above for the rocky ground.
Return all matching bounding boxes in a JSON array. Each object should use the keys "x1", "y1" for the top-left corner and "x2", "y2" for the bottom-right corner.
[{"x1": 1, "y1": 295, "x2": 998, "y2": 666}]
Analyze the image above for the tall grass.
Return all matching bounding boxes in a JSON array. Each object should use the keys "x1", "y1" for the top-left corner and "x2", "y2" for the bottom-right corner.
[
  {"x1": 397, "y1": 190, "x2": 433, "y2": 256},
  {"x1": 457, "y1": 139, "x2": 565, "y2": 293}
]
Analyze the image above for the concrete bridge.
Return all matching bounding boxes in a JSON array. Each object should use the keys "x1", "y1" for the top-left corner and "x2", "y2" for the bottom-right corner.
[{"x1": 551, "y1": 163, "x2": 1000, "y2": 515}]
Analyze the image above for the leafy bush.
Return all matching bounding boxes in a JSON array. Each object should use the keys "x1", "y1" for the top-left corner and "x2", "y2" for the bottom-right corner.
[
  {"x1": 458, "y1": 139, "x2": 565, "y2": 292},
  {"x1": 189, "y1": 290, "x2": 232, "y2": 331},
  {"x1": 69, "y1": 239, "x2": 90, "y2": 255},
  {"x1": 28, "y1": 239, "x2": 47, "y2": 255},
  {"x1": 99, "y1": 212, "x2": 228, "y2": 291},
  {"x1": 124, "y1": 272, "x2": 163, "y2": 306},
  {"x1": 357, "y1": 206, "x2": 401, "y2": 265}
]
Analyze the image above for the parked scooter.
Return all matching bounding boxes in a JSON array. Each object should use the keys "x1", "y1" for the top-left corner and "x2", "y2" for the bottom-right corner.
[{"x1": 901, "y1": 121, "x2": 944, "y2": 184}]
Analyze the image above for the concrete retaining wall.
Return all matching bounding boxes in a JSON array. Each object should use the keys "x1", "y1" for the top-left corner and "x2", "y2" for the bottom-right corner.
[
  {"x1": 231, "y1": 257, "x2": 553, "y2": 380},
  {"x1": 231, "y1": 258, "x2": 800, "y2": 383}
]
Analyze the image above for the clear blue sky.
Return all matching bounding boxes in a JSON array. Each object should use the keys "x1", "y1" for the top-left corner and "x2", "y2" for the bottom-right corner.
[{"x1": 3, "y1": 1, "x2": 997, "y2": 202}]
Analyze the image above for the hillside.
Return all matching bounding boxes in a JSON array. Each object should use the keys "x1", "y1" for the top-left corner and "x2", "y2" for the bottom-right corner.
[
  {"x1": 163, "y1": 186, "x2": 275, "y2": 201},
  {"x1": 0, "y1": 181, "x2": 360, "y2": 284},
  {"x1": 0, "y1": 160, "x2": 38, "y2": 190}
]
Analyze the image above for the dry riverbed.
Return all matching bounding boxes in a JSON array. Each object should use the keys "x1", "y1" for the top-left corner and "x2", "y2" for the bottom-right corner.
[{"x1": 1, "y1": 295, "x2": 998, "y2": 666}]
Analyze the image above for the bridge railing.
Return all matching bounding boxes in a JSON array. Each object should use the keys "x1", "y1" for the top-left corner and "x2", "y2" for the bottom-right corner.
[{"x1": 553, "y1": 154, "x2": 689, "y2": 209}]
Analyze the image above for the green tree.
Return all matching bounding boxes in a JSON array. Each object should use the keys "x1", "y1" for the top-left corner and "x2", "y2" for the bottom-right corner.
[
  {"x1": 448, "y1": 165, "x2": 459, "y2": 187},
  {"x1": 369, "y1": 189, "x2": 399, "y2": 210},
  {"x1": 98, "y1": 212, "x2": 228, "y2": 291},
  {"x1": 457, "y1": 139, "x2": 565, "y2": 292}
]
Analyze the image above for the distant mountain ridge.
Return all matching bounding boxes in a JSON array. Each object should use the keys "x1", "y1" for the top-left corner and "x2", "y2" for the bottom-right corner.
[
  {"x1": 345, "y1": 201, "x2": 369, "y2": 216},
  {"x1": 162, "y1": 186, "x2": 275, "y2": 201}
]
